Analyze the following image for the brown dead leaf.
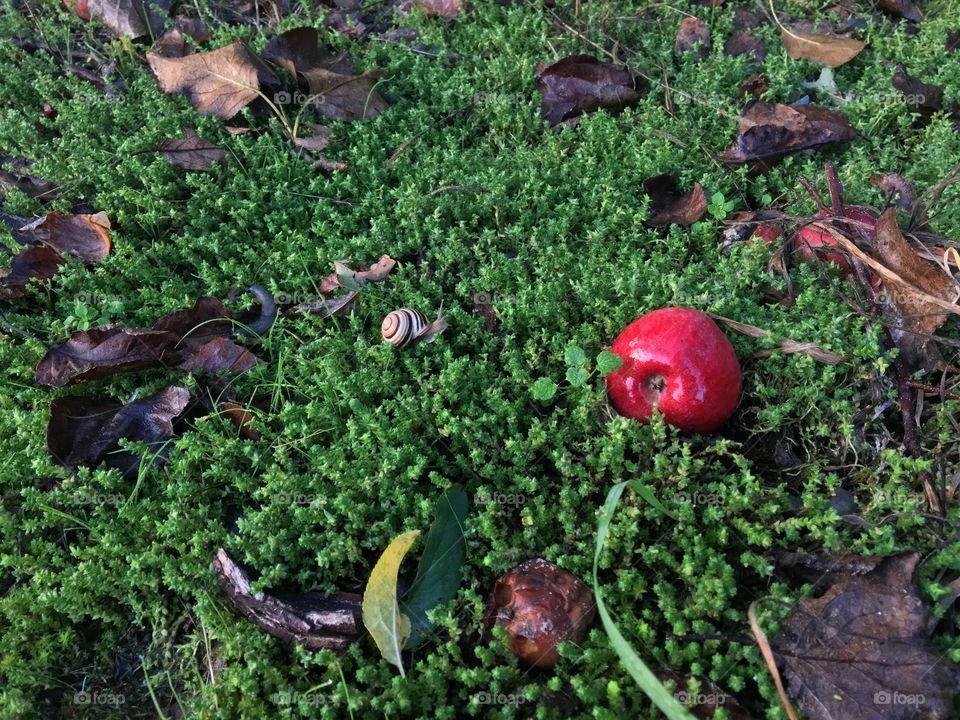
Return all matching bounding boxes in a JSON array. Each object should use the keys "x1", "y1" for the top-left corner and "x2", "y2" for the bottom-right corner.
[
  {"x1": 154, "y1": 17, "x2": 211, "y2": 58},
  {"x1": 218, "y1": 401, "x2": 261, "y2": 440},
  {"x1": 47, "y1": 386, "x2": 189, "y2": 478},
  {"x1": 642, "y1": 173, "x2": 707, "y2": 227},
  {"x1": 674, "y1": 17, "x2": 711, "y2": 61},
  {"x1": 736, "y1": 74, "x2": 769, "y2": 99},
  {"x1": 36, "y1": 326, "x2": 179, "y2": 387},
  {"x1": 876, "y1": 0, "x2": 922, "y2": 22},
  {"x1": 63, "y1": 0, "x2": 172, "y2": 38},
  {"x1": 155, "y1": 127, "x2": 227, "y2": 171},
  {"x1": 870, "y1": 172, "x2": 918, "y2": 214},
  {"x1": 263, "y1": 27, "x2": 336, "y2": 77},
  {"x1": 948, "y1": 29, "x2": 959, "y2": 53},
  {"x1": 418, "y1": 0, "x2": 465, "y2": 17},
  {"x1": 719, "y1": 101, "x2": 855, "y2": 166},
  {"x1": 0, "y1": 246, "x2": 65, "y2": 300},
  {"x1": 892, "y1": 64, "x2": 948, "y2": 114},
  {"x1": 535, "y1": 54, "x2": 646, "y2": 128},
  {"x1": 320, "y1": 254, "x2": 396, "y2": 293},
  {"x1": 18, "y1": 211, "x2": 111, "y2": 262},
  {"x1": 0, "y1": 163, "x2": 58, "y2": 201},
  {"x1": 771, "y1": 552, "x2": 957, "y2": 720},
  {"x1": 302, "y1": 67, "x2": 390, "y2": 122},
  {"x1": 147, "y1": 41, "x2": 280, "y2": 120},
  {"x1": 724, "y1": 30, "x2": 764, "y2": 62},
  {"x1": 178, "y1": 336, "x2": 258, "y2": 375},
  {"x1": 781, "y1": 29, "x2": 865, "y2": 67},
  {"x1": 289, "y1": 290, "x2": 358, "y2": 318}
]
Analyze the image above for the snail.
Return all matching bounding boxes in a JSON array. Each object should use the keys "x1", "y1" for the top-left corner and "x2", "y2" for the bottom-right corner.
[{"x1": 381, "y1": 308, "x2": 447, "y2": 348}]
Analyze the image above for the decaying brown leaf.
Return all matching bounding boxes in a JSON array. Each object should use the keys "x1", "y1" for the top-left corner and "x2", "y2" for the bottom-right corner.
[
  {"x1": 178, "y1": 336, "x2": 258, "y2": 375},
  {"x1": 18, "y1": 211, "x2": 112, "y2": 262},
  {"x1": 0, "y1": 160, "x2": 58, "y2": 201},
  {"x1": 47, "y1": 385, "x2": 189, "y2": 478},
  {"x1": 642, "y1": 173, "x2": 707, "y2": 227},
  {"x1": 892, "y1": 64, "x2": 951, "y2": 115},
  {"x1": 674, "y1": 17, "x2": 711, "y2": 62},
  {"x1": 870, "y1": 172, "x2": 918, "y2": 214},
  {"x1": 218, "y1": 401, "x2": 261, "y2": 440},
  {"x1": 771, "y1": 552, "x2": 958, "y2": 720},
  {"x1": 318, "y1": 254, "x2": 397, "y2": 294},
  {"x1": 213, "y1": 548, "x2": 362, "y2": 651},
  {"x1": 289, "y1": 290, "x2": 359, "y2": 318},
  {"x1": 417, "y1": 0, "x2": 465, "y2": 17},
  {"x1": 155, "y1": 127, "x2": 227, "y2": 171},
  {"x1": 0, "y1": 246, "x2": 65, "y2": 300},
  {"x1": 535, "y1": 54, "x2": 646, "y2": 128},
  {"x1": 724, "y1": 30, "x2": 764, "y2": 62},
  {"x1": 154, "y1": 15, "x2": 211, "y2": 57},
  {"x1": 780, "y1": 29, "x2": 865, "y2": 67},
  {"x1": 63, "y1": 0, "x2": 172, "y2": 38},
  {"x1": 876, "y1": 0, "x2": 922, "y2": 22},
  {"x1": 36, "y1": 326, "x2": 180, "y2": 387},
  {"x1": 147, "y1": 41, "x2": 280, "y2": 120},
  {"x1": 719, "y1": 101, "x2": 855, "y2": 167},
  {"x1": 262, "y1": 26, "x2": 336, "y2": 77},
  {"x1": 302, "y1": 67, "x2": 390, "y2": 122}
]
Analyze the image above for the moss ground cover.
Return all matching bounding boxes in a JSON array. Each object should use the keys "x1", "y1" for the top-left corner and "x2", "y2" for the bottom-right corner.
[{"x1": 1, "y1": 0, "x2": 960, "y2": 717}]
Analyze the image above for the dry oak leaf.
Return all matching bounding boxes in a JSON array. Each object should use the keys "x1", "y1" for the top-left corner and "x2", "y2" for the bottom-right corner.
[
  {"x1": 642, "y1": 173, "x2": 707, "y2": 227},
  {"x1": 156, "y1": 127, "x2": 227, "y2": 170},
  {"x1": 781, "y1": 29, "x2": 865, "y2": 67},
  {"x1": 535, "y1": 54, "x2": 646, "y2": 128},
  {"x1": 719, "y1": 101, "x2": 855, "y2": 165},
  {"x1": 63, "y1": 0, "x2": 172, "y2": 38},
  {"x1": 147, "y1": 41, "x2": 280, "y2": 120},
  {"x1": 771, "y1": 552, "x2": 958, "y2": 720},
  {"x1": 36, "y1": 326, "x2": 179, "y2": 387},
  {"x1": 18, "y1": 211, "x2": 111, "y2": 262}
]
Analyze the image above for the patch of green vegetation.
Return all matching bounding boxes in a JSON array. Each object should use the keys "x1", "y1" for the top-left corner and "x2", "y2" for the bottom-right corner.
[{"x1": 1, "y1": 0, "x2": 959, "y2": 717}]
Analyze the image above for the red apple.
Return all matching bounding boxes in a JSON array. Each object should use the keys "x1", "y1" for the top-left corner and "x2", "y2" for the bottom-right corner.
[{"x1": 606, "y1": 307, "x2": 741, "y2": 434}]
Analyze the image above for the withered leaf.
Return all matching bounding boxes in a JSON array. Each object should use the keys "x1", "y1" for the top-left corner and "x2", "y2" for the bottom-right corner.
[
  {"x1": 218, "y1": 401, "x2": 261, "y2": 440},
  {"x1": 876, "y1": 0, "x2": 922, "y2": 22},
  {"x1": 948, "y1": 29, "x2": 959, "y2": 53},
  {"x1": 18, "y1": 211, "x2": 112, "y2": 262},
  {"x1": 63, "y1": 0, "x2": 172, "y2": 38},
  {"x1": 302, "y1": 67, "x2": 390, "y2": 122},
  {"x1": 157, "y1": 127, "x2": 227, "y2": 170},
  {"x1": 152, "y1": 296, "x2": 235, "y2": 345},
  {"x1": 870, "y1": 173, "x2": 918, "y2": 213},
  {"x1": 0, "y1": 166, "x2": 58, "y2": 201},
  {"x1": 724, "y1": 30, "x2": 764, "y2": 62},
  {"x1": 772, "y1": 552, "x2": 957, "y2": 720},
  {"x1": 642, "y1": 173, "x2": 707, "y2": 227},
  {"x1": 674, "y1": 17, "x2": 711, "y2": 61},
  {"x1": 719, "y1": 101, "x2": 855, "y2": 166},
  {"x1": 320, "y1": 254, "x2": 396, "y2": 294},
  {"x1": 263, "y1": 27, "x2": 334, "y2": 77},
  {"x1": 892, "y1": 64, "x2": 946, "y2": 113},
  {"x1": 736, "y1": 74, "x2": 769, "y2": 99},
  {"x1": 47, "y1": 386, "x2": 189, "y2": 478},
  {"x1": 417, "y1": 0, "x2": 465, "y2": 17},
  {"x1": 154, "y1": 18, "x2": 211, "y2": 58},
  {"x1": 213, "y1": 548, "x2": 362, "y2": 651},
  {"x1": 289, "y1": 290, "x2": 358, "y2": 318},
  {"x1": 147, "y1": 41, "x2": 280, "y2": 120},
  {"x1": 178, "y1": 336, "x2": 258, "y2": 375},
  {"x1": 781, "y1": 29, "x2": 865, "y2": 67},
  {"x1": 872, "y1": 208, "x2": 958, "y2": 372},
  {"x1": 732, "y1": 7, "x2": 762, "y2": 29},
  {"x1": 0, "y1": 246, "x2": 65, "y2": 300},
  {"x1": 36, "y1": 326, "x2": 179, "y2": 387},
  {"x1": 535, "y1": 54, "x2": 646, "y2": 128}
]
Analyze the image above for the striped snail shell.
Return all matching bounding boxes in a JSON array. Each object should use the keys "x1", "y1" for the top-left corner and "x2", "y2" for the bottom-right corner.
[{"x1": 381, "y1": 308, "x2": 429, "y2": 347}]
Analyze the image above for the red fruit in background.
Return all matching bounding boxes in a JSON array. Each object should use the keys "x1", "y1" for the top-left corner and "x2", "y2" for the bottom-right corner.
[{"x1": 606, "y1": 307, "x2": 741, "y2": 434}]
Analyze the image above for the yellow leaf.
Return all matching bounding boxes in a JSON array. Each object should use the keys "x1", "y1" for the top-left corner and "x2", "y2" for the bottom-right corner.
[{"x1": 362, "y1": 530, "x2": 420, "y2": 676}]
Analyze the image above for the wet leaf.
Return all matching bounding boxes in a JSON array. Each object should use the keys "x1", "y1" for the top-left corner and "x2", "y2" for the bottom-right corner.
[
  {"x1": 870, "y1": 172, "x2": 918, "y2": 213},
  {"x1": 723, "y1": 30, "x2": 764, "y2": 62},
  {"x1": 155, "y1": 127, "x2": 227, "y2": 170},
  {"x1": 63, "y1": 0, "x2": 172, "y2": 38},
  {"x1": 403, "y1": 485, "x2": 468, "y2": 649},
  {"x1": 47, "y1": 385, "x2": 189, "y2": 478},
  {"x1": 0, "y1": 246, "x2": 65, "y2": 300},
  {"x1": 177, "y1": 336, "x2": 258, "y2": 375},
  {"x1": 263, "y1": 26, "x2": 336, "y2": 77},
  {"x1": 876, "y1": 0, "x2": 922, "y2": 22},
  {"x1": 218, "y1": 401, "x2": 262, "y2": 440},
  {"x1": 535, "y1": 54, "x2": 646, "y2": 128},
  {"x1": 147, "y1": 41, "x2": 280, "y2": 120},
  {"x1": 642, "y1": 173, "x2": 708, "y2": 227},
  {"x1": 674, "y1": 17, "x2": 711, "y2": 61},
  {"x1": 18, "y1": 211, "x2": 111, "y2": 262},
  {"x1": 771, "y1": 552, "x2": 958, "y2": 720},
  {"x1": 325, "y1": 254, "x2": 396, "y2": 292},
  {"x1": 36, "y1": 326, "x2": 179, "y2": 387},
  {"x1": 152, "y1": 296, "x2": 235, "y2": 347},
  {"x1": 718, "y1": 101, "x2": 855, "y2": 166},
  {"x1": 363, "y1": 530, "x2": 420, "y2": 676},
  {"x1": 781, "y1": 29, "x2": 865, "y2": 67}
]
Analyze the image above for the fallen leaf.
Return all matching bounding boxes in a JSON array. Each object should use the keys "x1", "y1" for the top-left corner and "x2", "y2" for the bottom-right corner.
[
  {"x1": 213, "y1": 548, "x2": 362, "y2": 651},
  {"x1": 47, "y1": 385, "x2": 189, "y2": 478},
  {"x1": 642, "y1": 173, "x2": 707, "y2": 227},
  {"x1": 736, "y1": 74, "x2": 769, "y2": 99},
  {"x1": 63, "y1": 0, "x2": 172, "y2": 38},
  {"x1": 147, "y1": 41, "x2": 280, "y2": 120},
  {"x1": 152, "y1": 296, "x2": 235, "y2": 347},
  {"x1": 892, "y1": 64, "x2": 948, "y2": 114},
  {"x1": 771, "y1": 552, "x2": 958, "y2": 720},
  {"x1": 733, "y1": 7, "x2": 762, "y2": 29},
  {"x1": 948, "y1": 29, "x2": 959, "y2": 52},
  {"x1": 872, "y1": 208, "x2": 958, "y2": 372},
  {"x1": 0, "y1": 246, "x2": 65, "y2": 300},
  {"x1": 65, "y1": 63, "x2": 120, "y2": 97},
  {"x1": 0, "y1": 164, "x2": 58, "y2": 200},
  {"x1": 288, "y1": 290, "x2": 358, "y2": 317},
  {"x1": 217, "y1": 401, "x2": 261, "y2": 440},
  {"x1": 535, "y1": 54, "x2": 646, "y2": 128},
  {"x1": 417, "y1": 0, "x2": 465, "y2": 17},
  {"x1": 301, "y1": 67, "x2": 390, "y2": 122},
  {"x1": 719, "y1": 101, "x2": 856, "y2": 166},
  {"x1": 876, "y1": 0, "x2": 922, "y2": 22},
  {"x1": 711, "y1": 314, "x2": 845, "y2": 364},
  {"x1": 870, "y1": 172, "x2": 918, "y2": 213},
  {"x1": 335, "y1": 254, "x2": 396, "y2": 289},
  {"x1": 153, "y1": 15, "x2": 210, "y2": 58},
  {"x1": 674, "y1": 17, "x2": 711, "y2": 61},
  {"x1": 155, "y1": 127, "x2": 227, "y2": 171},
  {"x1": 18, "y1": 211, "x2": 111, "y2": 262},
  {"x1": 724, "y1": 30, "x2": 764, "y2": 62},
  {"x1": 781, "y1": 29, "x2": 865, "y2": 67},
  {"x1": 36, "y1": 326, "x2": 179, "y2": 387},
  {"x1": 263, "y1": 27, "x2": 336, "y2": 77},
  {"x1": 362, "y1": 530, "x2": 420, "y2": 677},
  {"x1": 178, "y1": 336, "x2": 258, "y2": 375}
]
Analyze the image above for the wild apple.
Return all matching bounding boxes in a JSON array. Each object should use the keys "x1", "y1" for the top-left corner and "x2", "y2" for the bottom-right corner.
[{"x1": 606, "y1": 307, "x2": 741, "y2": 434}]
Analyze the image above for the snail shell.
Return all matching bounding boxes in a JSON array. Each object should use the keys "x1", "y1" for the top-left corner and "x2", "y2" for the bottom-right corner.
[{"x1": 381, "y1": 308, "x2": 429, "y2": 347}]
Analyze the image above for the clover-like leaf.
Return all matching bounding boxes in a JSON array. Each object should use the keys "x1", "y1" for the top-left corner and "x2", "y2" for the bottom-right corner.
[
  {"x1": 596, "y1": 350, "x2": 624, "y2": 376},
  {"x1": 531, "y1": 377, "x2": 558, "y2": 402}
]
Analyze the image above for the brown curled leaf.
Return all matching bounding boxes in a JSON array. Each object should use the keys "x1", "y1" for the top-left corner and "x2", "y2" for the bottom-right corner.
[
  {"x1": 642, "y1": 173, "x2": 707, "y2": 227},
  {"x1": 535, "y1": 54, "x2": 646, "y2": 128}
]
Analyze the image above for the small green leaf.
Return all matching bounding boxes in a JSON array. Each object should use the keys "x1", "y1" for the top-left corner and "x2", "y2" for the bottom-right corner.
[
  {"x1": 362, "y1": 530, "x2": 420, "y2": 677},
  {"x1": 566, "y1": 366, "x2": 589, "y2": 387},
  {"x1": 564, "y1": 345, "x2": 587, "y2": 366},
  {"x1": 596, "y1": 351, "x2": 624, "y2": 376},
  {"x1": 531, "y1": 377, "x2": 557, "y2": 402},
  {"x1": 403, "y1": 485, "x2": 469, "y2": 650},
  {"x1": 629, "y1": 481, "x2": 676, "y2": 520}
]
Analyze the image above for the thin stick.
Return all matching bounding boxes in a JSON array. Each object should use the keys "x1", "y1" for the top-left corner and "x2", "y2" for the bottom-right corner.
[{"x1": 748, "y1": 602, "x2": 799, "y2": 720}]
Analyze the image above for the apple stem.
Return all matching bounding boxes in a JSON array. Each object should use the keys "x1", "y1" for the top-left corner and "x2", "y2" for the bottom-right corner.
[{"x1": 797, "y1": 177, "x2": 829, "y2": 213}]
